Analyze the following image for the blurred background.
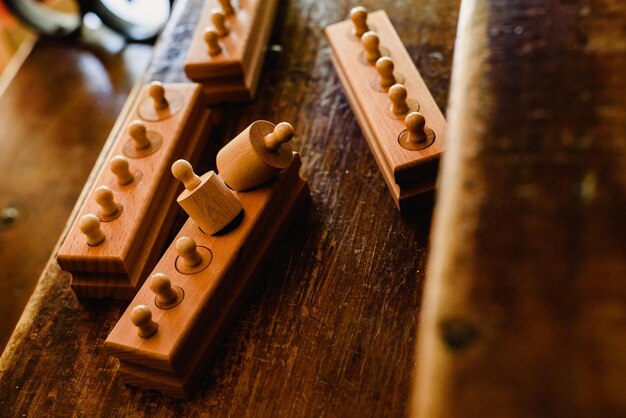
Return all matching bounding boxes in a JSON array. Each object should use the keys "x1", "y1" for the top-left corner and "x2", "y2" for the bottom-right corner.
[{"x1": 0, "y1": 2, "x2": 32, "y2": 73}]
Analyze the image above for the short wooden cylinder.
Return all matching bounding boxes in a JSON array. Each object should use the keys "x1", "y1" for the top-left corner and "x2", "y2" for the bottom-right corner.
[
  {"x1": 176, "y1": 171, "x2": 242, "y2": 235},
  {"x1": 216, "y1": 120, "x2": 293, "y2": 191}
]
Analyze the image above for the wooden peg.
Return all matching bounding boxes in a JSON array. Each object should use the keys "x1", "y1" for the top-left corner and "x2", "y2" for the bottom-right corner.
[
  {"x1": 376, "y1": 56, "x2": 396, "y2": 89},
  {"x1": 94, "y1": 186, "x2": 121, "y2": 218},
  {"x1": 350, "y1": 6, "x2": 369, "y2": 38},
  {"x1": 149, "y1": 273, "x2": 181, "y2": 307},
  {"x1": 79, "y1": 214, "x2": 105, "y2": 246},
  {"x1": 110, "y1": 156, "x2": 134, "y2": 185},
  {"x1": 57, "y1": 83, "x2": 210, "y2": 299},
  {"x1": 216, "y1": 120, "x2": 294, "y2": 191},
  {"x1": 362, "y1": 31, "x2": 381, "y2": 63},
  {"x1": 149, "y1": 81, "x2": 168, "y2": 110},
  {"x1": 171, "y1": 160, "x2": 201, "y2": 190},
  {"x1": 389, "y1": 84, "x2": 409, "y2": 115},
  {"x1": 172, "y1": 160, "x2": 242, "y2": 235},
  {"x1": 129, "y1": 121, "x2": 150, "y2": 150},
  {"x1": 204, "y1": 29, "x2": 222, "y2": 56},
  {"x1": 131, "y1": 305, "x2": 158, "y2": 338},
  {"x1": 176, "y1": 237, "x2": 203, "y2": 268},
  {"x1": 211, "y1": 9, "x2": 228, "y2": 37},
  {"x1": 405, "y1": 112, "x2": 427, "y2": 143},
  {"x1": 104, "y1": 155, "x2": 308, "y2": 397},
  {"x1": 217, "y1": 0, "x2": 235, "y2": 15},
  {"x1": 264, "y1": 122, "x2": 294, "y2": 151}
]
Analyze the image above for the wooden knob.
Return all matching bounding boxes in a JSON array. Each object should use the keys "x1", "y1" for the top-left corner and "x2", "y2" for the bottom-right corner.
[
  {"x1": 129, "y1": 121, "x2": 150, "y2": 150},
  {"x1": 110, "y1": 156, "x2": 134, "y2": 185},
  {"x1": 361, "y1": 31, "x2": 381, "y2": 63},
  {"x1": 149, "y1": 81, "x2": 168, "y2": 110},
  {"x1": 94, "y1": 186, "x2": 121, "y2": 217},
  {"x1": 376, "y1": 56, "x2": 396, "y2": 88},
  {"x1": 217, "y1": 0, "x2": 235, "y2": 15},
  {"x1": 176, "y1": 237, "x2": 203, "y2": 268},
  {"x1": 79, "y1": 214, "x2": 105, "y2": 246},
  {"x1": 211, "y1": 9, "x2": 228, "y2": 36},
  {"x1": 216, "y1": 120, "x2": 294, "y2": 191},
  {"x1": 350, "y1": 6, "x2": 369, "y2": 38},
  {"x1": 389, "y1": 84, "x2": 409, "y2": 115},
  {"x1": 405, "y1": 112, "x2": 428, "y2": 143},
  {"x1": 172, "y1": 159, "x2": 202, "y2": 191},
  {"x1": 131, "y1": 305, "x2": 158, "y2": 338},
  {"x1": 204, "y1": 29, "x2": 222, "y2": 56},
  {"x1": 263, "y1": 122, "x2": 294, "y2": 151},
  {"x1": 149, "y1": 273, "x2": 179, "y2": 306}
]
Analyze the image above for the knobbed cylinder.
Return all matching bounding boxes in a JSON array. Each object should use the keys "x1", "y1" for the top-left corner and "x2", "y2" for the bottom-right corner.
[{"x1": 216, "y1": 120, "x2": 295, "y2": 191}]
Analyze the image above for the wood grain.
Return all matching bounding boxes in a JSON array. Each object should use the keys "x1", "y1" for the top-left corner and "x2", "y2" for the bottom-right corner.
[
  {"x1": 411, "y1": 0, "x2": 626, "y2": 417},
  {"x1": 56, "y1": 83, "x2": 213, "y2": 299},
  {"x1": 325, "y1": 11, "x2": 446, "y2": 211},
  {"x1": 106, "y1": 157, "x2": 308, "y2": 397},
  {"x1": 0, "y1": 40, "x2": 152, "y2": 351},
  {"x1": 184, "y1": 0, "x2": 279, "y2": 103},
  {"x1": 0, "y1": 0, "x2": 459, "y2": 416}
]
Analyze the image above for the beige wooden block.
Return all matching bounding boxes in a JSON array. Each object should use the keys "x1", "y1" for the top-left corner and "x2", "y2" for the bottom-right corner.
[{"x1": 172, "y1": 160, "x2": 243, "y2": 235}]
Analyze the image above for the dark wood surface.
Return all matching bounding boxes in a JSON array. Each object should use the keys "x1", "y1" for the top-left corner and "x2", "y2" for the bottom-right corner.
[
  {"x1": 412, "y1": 1, "x2": 626, "y2": 417},
  {"x1": 0, "y1": 36, "x2": 152, "y2": 352},
  {"x1": 0, "y1": 0, "x2": 459, "y2": 416}
]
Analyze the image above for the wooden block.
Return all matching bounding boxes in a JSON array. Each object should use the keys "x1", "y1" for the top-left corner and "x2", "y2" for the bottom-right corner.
[
  {"x1": 325, "y1": 10, "x2": 447, "y2": 211},
  {"x1": 70, "y1": 274, "x2": 136, "y2": 301},
  {"x1": 172, "y1": 160, "x2": 243, "y2": 235},
  {"x1": 57, "y1": 83, "x2": 213, "y2": 299},
  {"x1": 105, "y1": 155, "x2": 308, "y2": 398},
  {"x1": 184, "y1": 0, "x2": 279, "y2": 104}
]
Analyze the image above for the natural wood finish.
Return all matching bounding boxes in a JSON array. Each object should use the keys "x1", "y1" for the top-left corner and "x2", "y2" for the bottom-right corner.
[
  {"x1": 211, "y1": 10, "x2": 229, "y2": 37},
  {"x1": 149, "y1": 273, "x2": 182, "y2": 308},
  {"x1": 0, "y1": 39, "x2": 151, "y2": 351},
  {"x1": 217, "y1": 0, "x2": 234, "y2": 15},
  {"x1": 411, "y1": 0, "x2": 626, "y2": 417},
  {"x1": 130, "y1": 305, "x2": 159, "y2": 338},
  {"x1": 110, "y1": 156, "x2": 135, "y2": 185},
  {"x1": 350, "y1": 6, "x2": 369, "y2": 38},
  {"x1": 173, "y1": 161, "x2": 243, "y2": 235},
  {"x1": 216, "y1": 120, "x2": 294, "y2": 191},
  {"x1": 106, "y1": 156, "x2": 308, "y2": 397},
  {"x1": 325, "y1": 10, "x2": 447, "y2": 211},
  {"x1": 57, "y1": 83, "x2": 213, "y2": 299},
  {"x1": 78, "y1": 214, "x2": 106, "y2": 246},
  {"x1": 184, "y1": 0, "x2": 279, "y2": 104},
  {"x1": 0, "y1": 0, "x2": 460, "y2": 415}
]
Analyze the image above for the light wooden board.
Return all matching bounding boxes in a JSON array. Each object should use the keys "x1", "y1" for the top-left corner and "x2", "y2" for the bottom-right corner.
[
  {"x1": 105, "y1": 155, "x2": 308, "y2": 397},
  {"x1": 183, "y1": 0, "x2": 279, "y2": 103},
  {"x1": 325, "y1": 10, "x2": 446, "y2": 211},
  {"x1": 56, "y1": 83, "x2": 213, "y2": 299}
]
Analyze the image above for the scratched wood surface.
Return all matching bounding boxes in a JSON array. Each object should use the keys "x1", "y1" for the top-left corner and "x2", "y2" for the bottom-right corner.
[
  {"x1": 0, "y1": 0, "x2": 459, "y2": 416},
  {"x1": 412, "y1": 1, "x2": 626, "y2": 417},
  {"x1": 0, "y1": 38, "x2": 152, "y2": 353}
]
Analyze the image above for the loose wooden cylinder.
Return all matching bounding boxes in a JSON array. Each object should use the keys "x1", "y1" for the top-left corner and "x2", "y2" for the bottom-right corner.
[
  {"x1": 216, "y1": 120, "x2": 293, "y2": 191},
  {"x1": 176, "y1": 170, "x2": 242, "y2": 235}
]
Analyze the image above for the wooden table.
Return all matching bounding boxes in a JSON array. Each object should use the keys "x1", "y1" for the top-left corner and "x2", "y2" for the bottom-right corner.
[
  {"x1": 0, "y1": 35, "x2": 152, "y2": 352},
  {"x1": 0, "y1": 0, "x2": 459, "y2": 416}
]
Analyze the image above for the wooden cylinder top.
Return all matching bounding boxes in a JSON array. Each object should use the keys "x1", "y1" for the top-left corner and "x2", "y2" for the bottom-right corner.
[{"x1": 248, "y1": 120, "x2": 294, "y2": 169}]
